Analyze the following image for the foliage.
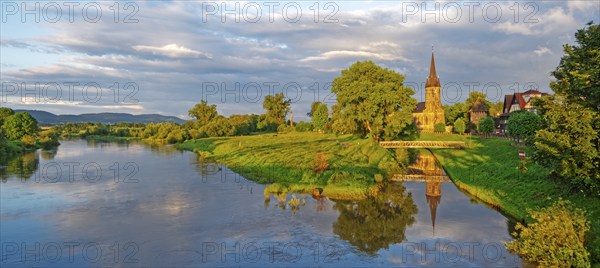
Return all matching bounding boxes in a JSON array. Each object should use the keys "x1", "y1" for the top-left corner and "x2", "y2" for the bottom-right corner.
[
  {"x1": 506, "y1": 110, "x2": 542, "y2": 144},
  {"x1": 454, "y1": 118, "x2": 466, "y2": 134},
  {"x1": 443, "y1": 103, "x2": 467, "y2": 126},
  {"x1": 489, "y1": 101, "x2": 504, "y2": 117},
  {"x1": 263, "y1": 93, "x2": 291, "y2": 126},
  {"x1": 434, "y1": 122, "x2": 445, "y2": 133},
  {"x1": 533, "y1": 96, "x2": 599, "y2": 195},
  {"x1": 3, "y1": 112, "x2": 38, "y2": 140},
  {"x1": 0, "y1": 107, "x2": 15, "y2": 126},
  {"x1": 505, "y1": 199, "x2": 590, "y2": 268},
  {"x1": 200, "y1": 117, "x2": 235, "y2": 137},
  {"x1": 550, "y1": 22, "x2": 599, "y2": 111},
  {"x1": 188, "y1": 100, "x2": 218, "y2": 125},
  {"x1": 532, "y1": 23, "x2": 600, "y2": 197},
  {"x1": 228, "y1": 114, "x2": 258, "y2": 135},
  {"x1": 312, "y1": 103, "x2": 329, "y2": 132},
  {"x1": 307, "y1": 101, "x2": 322, "y2": 118},
  {"x1": 477, "y1": 116, "x2": 495, "y2": 135},
  {"x1": 276, "y1": 124, "x2": 294, "y2": 133},
  {"x1": 295, "y1": 121, "x2": 313, "y2": 132},
  {"x1": 331, "y1": 61, "x2": 416, "y2": 141}
]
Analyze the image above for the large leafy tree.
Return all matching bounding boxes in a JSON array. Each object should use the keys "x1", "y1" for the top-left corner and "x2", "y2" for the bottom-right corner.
[
  {"x1": 3, "y1": 112, "x2": 38, "y2": 140},
  {"x1": 331, "y1": 61, "x2": 416, "y2": 141},
  {"x1": 262, "y1": 93, "x2": 290, "y2": 126},
  {"x1": 533, "y1": 22, "x2": 599, "y2": 196},
  {"x1": 551, "y1": 21, "x2": 599, "y2": 111},
  {"x1": 454, "y1": 118, "x2": 466, "y2": 134},
  {"x1": 312, "y1": 103, "x2": 328, "y2": 132},
  {"x1": 188, "y1": 100, "x2": 218, "y2": 124}
]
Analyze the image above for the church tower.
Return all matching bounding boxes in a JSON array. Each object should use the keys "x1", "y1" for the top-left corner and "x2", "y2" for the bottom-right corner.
[
  {"x1": 423, "y1": 49, "x2": 445, "y2": 131},
  {"x1": 412, "y1": 48, "x2": 446, "y2": 132}
]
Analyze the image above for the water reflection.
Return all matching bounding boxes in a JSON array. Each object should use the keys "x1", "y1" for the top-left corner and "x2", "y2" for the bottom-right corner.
[
  {"x1": 0, "y1": 151, "x2": 39, "y2": 181},
  {"x1": 332, "y1": 183, "x2": 418, "y2": 255},
  {"x1": 393, "y1": 151, "x2": 450, "y2": 236}
]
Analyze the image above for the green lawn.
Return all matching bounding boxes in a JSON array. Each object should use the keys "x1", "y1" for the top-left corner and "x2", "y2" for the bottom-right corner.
[
  {"x1": 177, "y1": 132, "x2": 397, "y2": 190},
  {"x1": 430, "y1": 135, "x2": 599, "y2": 264}
]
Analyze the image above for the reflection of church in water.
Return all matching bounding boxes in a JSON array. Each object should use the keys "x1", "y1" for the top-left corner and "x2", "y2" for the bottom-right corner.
[{"x1": 393, "y1": 153, "x2": 450, "y2": 235}]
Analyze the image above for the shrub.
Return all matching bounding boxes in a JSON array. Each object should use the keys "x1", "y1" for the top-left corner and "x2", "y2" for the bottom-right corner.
[
  {"x1": 313, "y1": 152, "x2": 329, "y2": 172},
  {"x1": 505, "y1": 199, "x2": 590, "y2": 267},
  {"x1": 434, "y1": 122, "x2": 445, "y2": 133},
  {"x1": 454, "y1": 118, "x2": 466, "y2": 134},
  {"x1": 295, "y1": 121, "x2": 313, "y2": 132},
  {"x1": 277, "y1": 124, "x2": 294, "y2": 133}
]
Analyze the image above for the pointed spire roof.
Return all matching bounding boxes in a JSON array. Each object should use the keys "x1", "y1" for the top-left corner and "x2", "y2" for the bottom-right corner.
[{"x1": 426, "y1": 49, "x2": 441, "y2": 88}]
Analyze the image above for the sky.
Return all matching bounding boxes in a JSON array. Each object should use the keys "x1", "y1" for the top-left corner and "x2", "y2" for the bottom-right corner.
[{"x1": 1, "y1": 1, "x2": 599, "y2": 121}]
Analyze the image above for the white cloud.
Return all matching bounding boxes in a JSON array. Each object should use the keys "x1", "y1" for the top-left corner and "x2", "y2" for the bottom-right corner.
[
  {"x1": 132, "y1": 44, "x2": 212, "y2": 59},
  {"x1": 300, "y1": 50, "x2": 407, "y2": 62},
  {"x1": 533, "y1": 46, "x2": 552, "y2": 56}
]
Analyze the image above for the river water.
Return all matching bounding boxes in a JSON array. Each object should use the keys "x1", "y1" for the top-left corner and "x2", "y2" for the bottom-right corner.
[{"x1": 0, "y1": 140, "x2": 522, "y2": 267}]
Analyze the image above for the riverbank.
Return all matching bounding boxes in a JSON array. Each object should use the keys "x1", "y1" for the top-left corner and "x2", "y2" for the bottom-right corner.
[
  {"x1": 177, "y1": 132, "x2": 398, "y2": 191},
  {"x1": 428, "y1": 135, "x2": 599, "y2": 265}
]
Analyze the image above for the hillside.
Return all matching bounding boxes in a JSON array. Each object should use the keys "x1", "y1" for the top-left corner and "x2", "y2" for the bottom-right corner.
[{"x1": 14, "y1": 110, "x2": 186, "y2": 125}]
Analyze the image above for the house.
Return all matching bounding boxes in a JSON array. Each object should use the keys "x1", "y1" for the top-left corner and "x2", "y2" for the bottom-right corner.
[{"x1": 497, "y1": 90, "x2": 549, "y2": 133}]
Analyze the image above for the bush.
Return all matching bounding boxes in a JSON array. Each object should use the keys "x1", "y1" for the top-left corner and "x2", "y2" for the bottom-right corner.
[
  {"x1": 477, "y1": 116, "x2": 495, "y2": 135},
  {"x1": 313, "y1": 152, "x2": 329, "y2": 172},
  {"x1": 295, "y1": 121, "x2": 313, "y2": 132},
  {"x1": 277, "y1": 124, "x2": 294, "y2": 133},
  {"x1": 454, "y1": 118, "x2": 466, "y2": 134},
  {"x1": 434, "y1": 122, "x2": 445, "y2": 133},
  {"x1": 505, "y1": 199, "x2": 590, "y2": 267}
]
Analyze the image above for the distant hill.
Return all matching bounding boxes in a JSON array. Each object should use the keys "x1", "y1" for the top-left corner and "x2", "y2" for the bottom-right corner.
[{"x1": 14, "y1": 110, "x2": 187, "y2": 125}]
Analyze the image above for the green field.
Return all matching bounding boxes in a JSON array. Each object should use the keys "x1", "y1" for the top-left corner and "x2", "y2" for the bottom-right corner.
[
  {"x1": 429, "y1": 135, "x2": 599, "y2": 264},
  {"x1": 177, "y1": 132, "x2": 397, "y2": 190}
]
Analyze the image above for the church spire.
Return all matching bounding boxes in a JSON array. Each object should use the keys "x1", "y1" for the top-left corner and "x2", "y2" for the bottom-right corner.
[{"x1": 426, "y1": 49, "x2": 440, "y2": 88}]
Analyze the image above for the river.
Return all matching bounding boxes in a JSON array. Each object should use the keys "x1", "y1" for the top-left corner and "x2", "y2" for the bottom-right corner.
[{"x1": 0, "y1": 140, "x2": 523, "y2": 267}]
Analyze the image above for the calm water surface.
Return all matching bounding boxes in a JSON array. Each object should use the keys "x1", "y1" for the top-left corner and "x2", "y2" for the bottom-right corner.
[{"x1": 0, "y1": 140, "x2": 522, "y2": 267}]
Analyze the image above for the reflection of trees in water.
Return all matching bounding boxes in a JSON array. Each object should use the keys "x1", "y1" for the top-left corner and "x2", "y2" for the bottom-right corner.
[
  {"x1": 0, "y1": 152, "x2": 39, "y2": 181},
  {"x1": 41, "y1": 149, "x2": 58, "y2": 160},
  {"x1": 332, "y1": 183, "x2": 417, "y2": 255}
]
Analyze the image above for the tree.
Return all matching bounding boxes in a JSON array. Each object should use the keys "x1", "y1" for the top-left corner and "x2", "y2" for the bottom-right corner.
[
  {"x1": 454, "y1": 118, "x2": 466, "y2": 134},
  {"x1": 312, "y1": 103, "x2": 328, "y2": 132},
  {"x1": 550, "y1": 22, "x2": 599, "y2": 111},
  {"x1": 506, "y1": 110, "x2": 541, "y2": 143},
  {"x1": 477, "y1": 116, "x2": 494, "y2": 136},
  {"x1": 533, "y1": 23, "x2": 599, "y2": 196},
  {"x1": 0, "y1": 107, "x2": 14, "y2": 126},
  {"x1": 307, "y1": 101, "x2": 322, "y2": 118},
  {"x1": 533, "y1": 96, "x2": 598, "y2": 193},
  {"x1": 188, "y1": 100, "x2": 218, "y2": 124},
  {"x1": 489, "y1": 101, "x2": 504, "y2": 117},
  {"x1": 331, "y1": 61, "x2": 416, "y2": 141},
  {"x1": 200, "y1": 116, "x2": 235, "y2": 137},
  {"x1": 443, "y1": 103, "x2": 467, "y2": 126},
  {"x1": 263, "y1": 93, "x2": 290, "y2": 126},
  {"x1": 3, "y1": 112, "x2": 38, "y2": 140}
]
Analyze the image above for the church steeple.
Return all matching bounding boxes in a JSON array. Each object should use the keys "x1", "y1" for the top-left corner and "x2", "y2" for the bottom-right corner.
[{"x1": 426, "y1": 48, "x2": 440, "y2": 88}]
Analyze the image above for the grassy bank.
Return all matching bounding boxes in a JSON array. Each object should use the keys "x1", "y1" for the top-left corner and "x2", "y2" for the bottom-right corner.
[
  {"x1": 177, "y1": 132, "x2": 397, "y2": 188},
  {"x1": 429, "y1": 135, "x2": 599, "y2": 264}
]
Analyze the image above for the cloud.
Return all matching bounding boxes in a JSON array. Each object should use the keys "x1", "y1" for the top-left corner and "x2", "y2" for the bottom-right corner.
[
  {"x1": 533, "y1": 46, "x2": 552, "y2": 56},
  {"x1": 300, "y1": 50, "x2": 407, "y2": 62},
  {"x1": 132, "y1": 44, "x2": 212, "y2": 59}
]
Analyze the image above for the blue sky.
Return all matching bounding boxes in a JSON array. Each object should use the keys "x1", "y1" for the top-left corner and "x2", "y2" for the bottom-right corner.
[{"x1": 1, "y1": 1, "x2": 599, "y2": 120}]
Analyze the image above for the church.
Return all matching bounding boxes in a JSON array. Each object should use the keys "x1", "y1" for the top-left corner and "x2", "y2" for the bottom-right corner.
[{"x1": 412, "y1": 50, "x2": 445, "y2": 132}]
